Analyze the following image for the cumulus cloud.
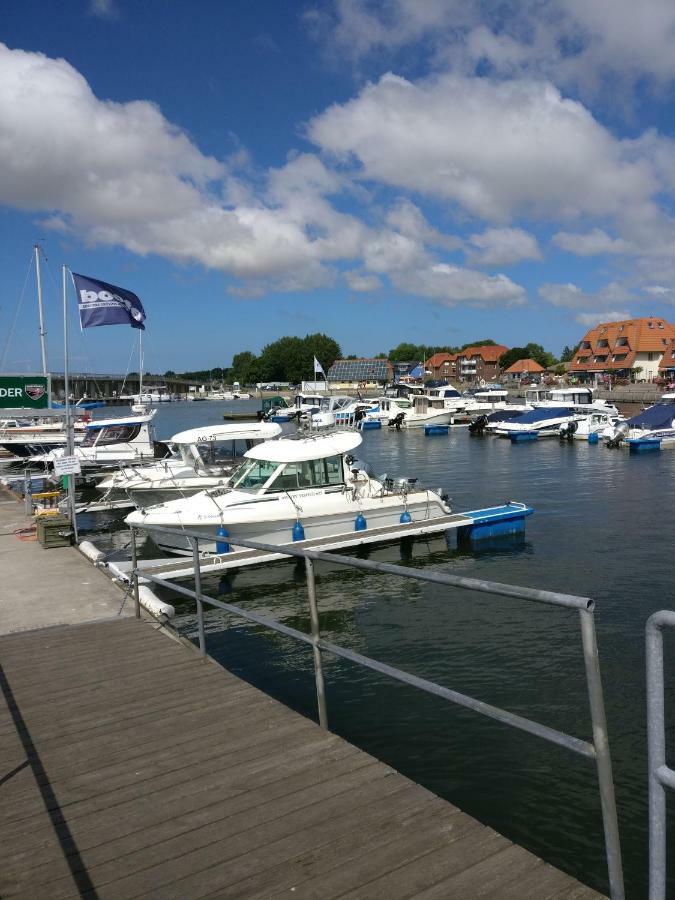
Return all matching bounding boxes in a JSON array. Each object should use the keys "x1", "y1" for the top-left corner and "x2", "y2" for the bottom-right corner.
[
  {"x1": 553, "y1": 228, "x2": 633, "y2": 256},
  {"x1": 576, "y1": 310, "x2": 632, "y2": 327},
  {"x1": 393, "y1": 263, "x2": 526, "y2": 306},
  {"x1": 89, "y1": 0, "x2": 117, "y2": 18},
  {"x1": 0, "y1": 44, "x2": 370, "y2": 292},
  {"x1": 467, "y1": 227, "x2": 541, "y2": 266},
  {"x1": 539, "y1": 280, "x2": 633, "y2": 324},
  {"x1": 309, "y1": 0, "x2": 675, "y2": 95},
  {"x1": 345, "y1": 270, "x2": 383, "y2": 292},
  {"x1": 308, "y1": 72, "x2": 656, "y2": 222}
]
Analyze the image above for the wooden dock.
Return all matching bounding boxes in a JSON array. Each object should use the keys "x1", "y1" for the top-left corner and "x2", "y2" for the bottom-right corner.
[{"x1": 0, "y1": 617, "x2": 604, "y2": 899}]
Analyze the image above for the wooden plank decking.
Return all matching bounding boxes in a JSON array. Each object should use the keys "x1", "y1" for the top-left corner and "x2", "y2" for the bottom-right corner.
[{"x1": 0, "y1": 617, "x2": 604, "y2": 899}]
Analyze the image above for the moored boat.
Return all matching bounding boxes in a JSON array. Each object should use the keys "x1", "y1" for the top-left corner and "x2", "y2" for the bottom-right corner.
[{"x1": 126, "y1": 431, "x2": 452, "y2": 555}]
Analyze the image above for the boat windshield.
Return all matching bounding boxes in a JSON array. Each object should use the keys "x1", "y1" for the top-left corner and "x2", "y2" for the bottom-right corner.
[
  {"x1": 231, "y1": 459, "x2": 281, "y2": 491},
  {"x1": 80, "y1": 423, "x2": 141, "y2": 447},
  {"x1": 192, "y1": 438, "x2": 255, "y2": 466}
]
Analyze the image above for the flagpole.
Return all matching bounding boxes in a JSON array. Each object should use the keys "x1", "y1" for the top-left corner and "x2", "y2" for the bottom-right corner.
[
  {"x1": 139, "y1": 329, "x2": 143, "y2": 400},
  {"x1": 62, "y1": 265, "x2": 78, "y2": 542},
  {"x1": 35, "y1": 244, "x2": 48, "y2": 376}
]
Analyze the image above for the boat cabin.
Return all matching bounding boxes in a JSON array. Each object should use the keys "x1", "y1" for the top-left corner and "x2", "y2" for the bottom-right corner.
[
  {"x1": 170, "y1": 422, "x2": 281, "y2": 470},
  {"x1": 229, "y1": 432, "x2": 362, "y2": 495}
]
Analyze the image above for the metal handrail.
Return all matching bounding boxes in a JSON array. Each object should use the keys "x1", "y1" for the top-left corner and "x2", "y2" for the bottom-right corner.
[
  {"x1": 128, "y1": 523, "x2": 624, "y2": 899},
  {"x1": 646, "y1": 609, "x2": 675, "y2": 899}
]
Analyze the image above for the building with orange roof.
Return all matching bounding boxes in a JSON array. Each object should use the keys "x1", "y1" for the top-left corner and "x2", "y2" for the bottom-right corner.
[
  {"x1": 503, "y1": 358, "x2": 545, "y2": 382},
  {"x1": 455, "y1": 344, "x2": 509, "y2": 383},
  {"x1": 570, "y1": 317, "x2": 675, "y2": 381},
  {"x1": 424, "y1": 352, "x2": 458, "y2": 381}
]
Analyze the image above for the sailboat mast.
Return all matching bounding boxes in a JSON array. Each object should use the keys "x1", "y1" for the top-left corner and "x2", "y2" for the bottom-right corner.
[
  {"x1": 35, "y1": 244, "x2": 48, "y2": 375},
  {"x1": 139, "y1": 330, "x2": 143, "y2": 397}
]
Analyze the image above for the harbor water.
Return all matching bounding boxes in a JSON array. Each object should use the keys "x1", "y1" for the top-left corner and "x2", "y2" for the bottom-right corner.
[{"x1": 80, "y1": 399, "x2": 675, "y2": 897}]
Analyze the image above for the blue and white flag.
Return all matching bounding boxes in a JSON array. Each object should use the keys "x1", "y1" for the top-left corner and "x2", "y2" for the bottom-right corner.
[{"x1": 72, "y1": 273, "x2": 146, "y2": 330}]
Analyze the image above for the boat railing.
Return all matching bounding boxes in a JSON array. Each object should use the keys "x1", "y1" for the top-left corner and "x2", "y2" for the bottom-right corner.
[
  {"x1": 645, "y1": 610, "x2": 675, "y2": 899},
  {"x1": 127, "y1": 523, "x2": 625, "y2": 899}
]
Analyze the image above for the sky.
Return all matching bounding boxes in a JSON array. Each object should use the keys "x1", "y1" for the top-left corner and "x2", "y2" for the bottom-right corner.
[{"x1": 3, "y1": 0, "x2": 675, "y2": 374}]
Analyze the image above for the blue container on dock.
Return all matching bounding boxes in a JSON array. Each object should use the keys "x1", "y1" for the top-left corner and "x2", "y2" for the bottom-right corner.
[
  {"x1": 457, "y1": 503, "x2": 534, "y2": 542},
  {"x1": 360, "y1": 420, "x2": 381, "y2": 430},
  {"x1": 424, "y1": 424, "x2": 449, "y2": 436},
  {"x1": 509, "y1": 431, "x2": 539, "y2": 443},
  {"x1": 628, "y1": 437, "x2": 661, "y2": 453},
  {"x1": 587, "y1": 432, "x2": 599, "y2": 444}
]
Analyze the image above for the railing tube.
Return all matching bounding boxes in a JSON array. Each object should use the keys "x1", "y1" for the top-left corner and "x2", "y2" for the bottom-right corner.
[
  {"x1": 130, "y1": 527, "x2": 140, "y2": 619},
  {"x1": 647, "y1": 612, "x2": 671, "y2": 900},
  {"x1": 305, "y1": 557, "x2": 328, "y2": 729},
  {"x1": 579, "y1": 608, "x2": 624, "y2": 899},
  {"x1": 192, "y1": 537, "x2": 206, "y2": 658}
]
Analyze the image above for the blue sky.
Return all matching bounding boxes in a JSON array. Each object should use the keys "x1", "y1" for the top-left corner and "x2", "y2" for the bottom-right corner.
[{"x1": 3, "y1": 0, "x2": 675, "y2": 374}]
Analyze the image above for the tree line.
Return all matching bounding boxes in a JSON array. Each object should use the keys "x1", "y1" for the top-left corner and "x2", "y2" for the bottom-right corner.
[{"x1": 165, "y1": 334, "x2": 574, "y2": 384}]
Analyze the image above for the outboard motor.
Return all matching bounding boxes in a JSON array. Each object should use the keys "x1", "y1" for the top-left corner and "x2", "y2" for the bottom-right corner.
[
  {"x1": 468, "y1": 414, "x2": 489, "y2": 435},
  {"x1": 606, "y1": 421, "x2": 630, "y2": 448},
  {"x1": 387, "y1": 412, "x2": 406, "y2": 430},
  {"x1": 559, "y1": 420, "x2": 578, "y2": 441}
]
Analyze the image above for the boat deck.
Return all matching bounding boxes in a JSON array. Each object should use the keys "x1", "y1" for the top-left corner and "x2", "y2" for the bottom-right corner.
[{"x1": 0, "y1": 617, "x2": 604, "y2": 899}]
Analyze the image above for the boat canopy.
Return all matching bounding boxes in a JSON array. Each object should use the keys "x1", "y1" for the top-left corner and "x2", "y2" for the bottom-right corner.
[
  {"x1": 170, "y1": 422, "x2": 281, "y2": 446},
  {"x1": 626, "y1": 404, "x2": 675, "y2": 429},
  {"x1": 245, "y1": 431, "x2": 362, "y2": 462},
  {"x1": 505, "y1": 406, "x2": 573, "y2": 424}
]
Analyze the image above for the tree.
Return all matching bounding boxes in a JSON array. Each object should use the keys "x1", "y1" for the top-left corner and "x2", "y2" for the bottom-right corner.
[
  {"x1": 164, "y1": 369, "x2": 176, "y2": 378},
  {"x1": 499, "y1": 343, "x2": 557, "y2": 371},
  {"x1": 560, "y1": 343, "x2": 579, "y2": 363},
  {"x1": 459, "y1": 339, "x2": 497, "y2": 351},
  {"x1": 388, "y1": 342, "x2": 426, "y2": 362},
  {"x1": 257, "y1": 333, "x2": 341, "y2": 384}
]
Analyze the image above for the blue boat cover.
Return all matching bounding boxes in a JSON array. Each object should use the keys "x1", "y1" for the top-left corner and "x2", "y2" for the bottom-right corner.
[
  {"x1": 626, "y1": 403, "x2": 675, "y2": 429},
  {"x1": 503, "y1": 406, "x2": 573, "y2": 424}
]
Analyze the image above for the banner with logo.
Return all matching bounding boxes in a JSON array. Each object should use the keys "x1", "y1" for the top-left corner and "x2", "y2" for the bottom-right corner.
[
  {"x1": 0, "y1": 375, "x2": 50, "y2": 409},
  {"x1": 72, "y1": 273, "x2": 146, "y2": 330}
]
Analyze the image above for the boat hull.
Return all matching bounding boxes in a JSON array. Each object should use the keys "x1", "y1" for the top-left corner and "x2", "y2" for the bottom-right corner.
[{"x1": 149, "y1": 493, "x2": 450, "y2": 555}]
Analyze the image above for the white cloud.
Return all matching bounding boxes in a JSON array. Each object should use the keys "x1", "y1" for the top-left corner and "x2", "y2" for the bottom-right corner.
[
  {"x1": 644, "y1": 285, "x2": 671, "y2": 296},
  {"x1": 468, "y1": 227, "x2": 541, "y2": 266},
  {"x1": 576, "y1": 310, "x2": 631, "y2": 327},
  {"x1": 89, "y1": 0, "x2": 117, "y2": 18},
  {"x1": 345, "y1": 270, "x2": 383, "y2": 292},
  {"x1": 539, "y1": 280, "x2": 633, "y2": 324},
  {"x1": 310, "y1": 0, "x2": 675, "y2": 94},
  {"x1": 553, "y1": 228, "x2": 633, "y2": 256},
  {"x1": 385, "y1": 198, "x2": 462, "y2": 252},
  {"x1": 393, "y1": 263, "x2": 526, "y2": 306},
  {"x1": 308, "y1": 72, "x2": 655, "y2": 222}
]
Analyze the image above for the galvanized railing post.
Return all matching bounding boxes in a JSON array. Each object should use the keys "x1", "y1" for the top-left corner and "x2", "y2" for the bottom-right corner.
[
  {"x1": 130, "y1": 526, "x2": 140, "y2": 619},
  {"x1": 579, "y1": 608, "x2": 624, "y2": 900},
  {"x1": 646, "y1": 610, "x2": 675, "y2": 900},
  {"x1": 305, "y1": 557, "x2": 328, "y2": 729},
  {"x1": 23, "y1": 470, "x2": 32, "y2": 516},
  {"x1": 192, "y1": 537, "x2": 206, "y2": 658}
]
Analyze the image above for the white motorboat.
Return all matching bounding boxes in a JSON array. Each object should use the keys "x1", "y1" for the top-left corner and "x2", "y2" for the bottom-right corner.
[
  {"x1": 464, "y1": 388, "x2": 528, "y2": 414},
  {"x1": 493, "y1": 407, "x2": 585, "y2": 439},
  {"x1": 364, "y1": 396, "x2": 453, "y2": 428},
  {"x1": 606, "y1": 401, "x2": 675, "y2": 448},
  {"x1": 135, "y1": 386, "x2": 173, "y2": 403},
  {"x1": 425, "y1": 386, "x2": 469, "y2": 413},
  {"x1": 47, "y1": 410, "x2": 162, "y2": 469},
  {"x1": 308, "y1": 395, "x2": 378, "y2": 429},
  {"x1": 295, "y1": 392, "x2": 327, "y2": 417},
  {"x1": 559, "y1": 411, "x2": 621, "y2": 441},
  {"x1": 96, "y1": 421, "x2": 282, "y2": 507},
  {"x1": 126, "y1": 431, "x2": 451, "y2": 555},
  {"x1": 0, "y1": 409, "x2": 89, "y2": 458},
  {"x1": 526, "y1": 386, "x2": 619, "y2": 417}
]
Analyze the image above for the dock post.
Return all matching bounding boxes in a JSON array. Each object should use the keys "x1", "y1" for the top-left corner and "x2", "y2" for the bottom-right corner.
[
  {"x1": 130, "y1": 527, "x2": 140, "y2": 619},
  {"x1": 305, "y1": 557, "x2": 328, "y2": 729},
  {"x1": 192, "y1": 538, "x2": 206, "y2": 658},
  {"x1": 579, "y1": 608, "x2": 625, "y2": 899},
  {"x1": 23, "y1": 471, "x2": 32, "y2": 516}
]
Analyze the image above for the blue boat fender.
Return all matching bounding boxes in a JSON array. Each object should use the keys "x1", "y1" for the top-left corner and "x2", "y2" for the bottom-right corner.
[
  {"x1": 355, "y1": 513, "x2": 367, "y2": 531},
  {"x1": 400, "y1": 510, "x2": 412, "y2": 524},
  {"x1": 292, "y1": 520, "x2": 306, "y2": 541},
  {"x1": 216, "y1": 525, "x2": 230, "y2": 554}
]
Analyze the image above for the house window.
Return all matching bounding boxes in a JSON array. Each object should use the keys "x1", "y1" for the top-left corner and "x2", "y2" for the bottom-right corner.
[
  {"x1": 597, "y1": 339, "x2": 609, "y2": 348},
  {"x1": 594, "y1": 355, "x2": 608, "y2": 363},
  {"x1": 616, "y1": 337, "x2": 628, "y2": 346},
  {"x1": 581, "y1": 341, "x2": 591, "y2": 349},
  {"x1": 612, "y1": 354, "x2": 627, "y2": 362}
]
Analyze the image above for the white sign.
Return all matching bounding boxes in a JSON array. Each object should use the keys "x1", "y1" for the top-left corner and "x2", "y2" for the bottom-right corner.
[{"x1": 53, "y1": 455, "x2": 82, "y2": 476}]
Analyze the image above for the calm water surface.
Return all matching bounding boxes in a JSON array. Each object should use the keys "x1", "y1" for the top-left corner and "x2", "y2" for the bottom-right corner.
[{"x1": 83, "y1": 400, "x2": 675, "y2": 897}]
